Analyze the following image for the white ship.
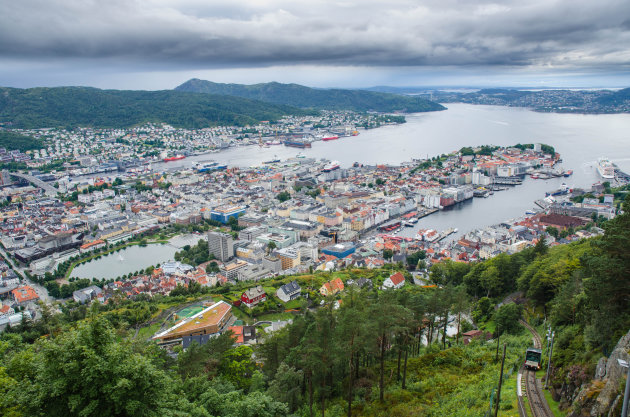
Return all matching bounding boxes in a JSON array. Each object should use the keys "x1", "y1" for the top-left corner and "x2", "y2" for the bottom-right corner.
[{"x1": 597, "y1": 158, "x2": 615, "y2": 179}]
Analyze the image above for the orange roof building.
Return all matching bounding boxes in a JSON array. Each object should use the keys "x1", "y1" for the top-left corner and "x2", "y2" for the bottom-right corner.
[
  {"x1": 320, "y1": 277, "x2": 345, "y2": 296},
  {"x1": 12, "y1": 285, "x2": 39, "y2": 305},
  {"x1": 152, "y1": 300, "x2": 233, "y2": 345}
]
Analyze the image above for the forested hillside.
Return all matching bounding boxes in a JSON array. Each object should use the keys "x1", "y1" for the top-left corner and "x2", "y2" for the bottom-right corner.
[
  {"x1": 0, "y1": 87, "x2": 315, "y2": 129},
  {"x1": 0, "y1": 131, "x2": 43, "y2": 151},
  {"x1": 175, "y1": 79, "x2": 446, "y2": 113}
]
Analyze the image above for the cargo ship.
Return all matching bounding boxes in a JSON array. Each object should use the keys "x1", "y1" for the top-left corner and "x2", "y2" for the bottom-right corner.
[
  {"x1": 197, "y1": 162, "x2": 227, "y2": 172},
  {"x1": 284, "y1": 140, "x2": 312, "y2": 148},
  {"x1": 163, "y1": 155, "x2": 186, "y2": 162},
  {"x1": 597, "y1": 158, "x2": 615, "y2": 179},
  {"x1": 322, "y1": 135, "x2": 340, "y2": 141}
]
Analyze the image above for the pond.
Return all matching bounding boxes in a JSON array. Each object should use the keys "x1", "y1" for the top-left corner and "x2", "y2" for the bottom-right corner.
[{"x1": 69, "y1": 243, "x2": 178, "y2": 280}]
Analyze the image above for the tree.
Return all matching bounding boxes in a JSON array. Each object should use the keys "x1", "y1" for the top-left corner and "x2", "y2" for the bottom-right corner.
[
  {"x1": 472, "y1": 297, "x2": 494, "y2": 323},
  {"x1": 546, "y1": 226, "x2": 559, "y2": 239},
  {"x1": 267, "y1": 363, "x2": 303, "y2": 413},
  {"x1": 582, "y1": 194, "x2": 630, "y2": 348},
  {"x1": 534, "y1": 235, "x2": 548, "y2": 257},
  {"x1": 494, "y1": 303, "x2": 523, "y2": 335},
  {"x1": 9, "y1": 317, "x2": 171, "y2": 417},
  {"x1": 266, "y1": 241, "x2": 277, "y2": 254},
  {"x1": 206, "y1": 261, "x2": 220, "y2": 274},
  {"x1": 276, "y1": 191, "x2": 291, "y2": 202},
  {"x1": 367, "y1": 292, "x2": 411, "y2": 402},
  {"x1": 406, "y1": 250, "x2": 426, "y2": 270},
  {"x1": 220, "y1": 346, "x2": 257, "y2": 391},
  {"x1": 480, "y1": 265, "x2": 502, "y2": 297},
  {"x1": 382, "y1": 249, "x2": 393, "y2": 261},
  {"x1": 335, "y1": 297, "x2": 369, "y2": 417}
]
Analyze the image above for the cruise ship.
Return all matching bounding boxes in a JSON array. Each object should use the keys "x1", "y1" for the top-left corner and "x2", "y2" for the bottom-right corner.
[
  {"x1": 321, "y1": 161, "x2": 340, "y2": 172},
  {"x1": 597, "y1": 158, "x2": 615, "y2": 179}
]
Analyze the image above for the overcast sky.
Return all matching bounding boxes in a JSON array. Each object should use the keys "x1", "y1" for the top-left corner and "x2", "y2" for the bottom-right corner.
[{"x1": 1, "y1": 0, "x2": 629, "y2": 90}]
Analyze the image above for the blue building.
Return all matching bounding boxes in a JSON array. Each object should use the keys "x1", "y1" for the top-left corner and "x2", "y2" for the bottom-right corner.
[
  {"x1": 210, "y1": 206, "x2": 246, "y2": 224},
  {"x1": 321, "y1": 242, "x2": 356, "y2": 258}
]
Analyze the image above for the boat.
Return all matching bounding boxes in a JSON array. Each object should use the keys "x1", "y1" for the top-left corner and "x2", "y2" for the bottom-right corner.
[
  {"x1": 296, "y1": 153, "x2": 305, "y2": 158},
  {"x1": 263, "y1": 157, "x2": 280, "y2": 164},
  {"x1": 563, "y1": 169, "x2": 573, "y2": 177},
  {"x1": 530, "y1": 173, "x2": 539, "y2": 179},
  {"x1": 403, "y1": 221, "x2": 414, "y2": 227},
  {"x1": 525, "y1": 209, "x2": 537, "y2": 215},
  {"x1": 351, "y1": 130, "x2": 359, "y2": 136},
  {"x1": 265, "y1": 140, "x2": 282, "y2": 146},
  {"x1": 545, "y1": 182, "x2": 570, "y2": 197},
  {"x1": 163, "y1": 155, "x2": 185, "y2": 162},
  {"x1": 322, "y1": 161, "x2": 340, "y2": 172},
  {"x1": 284, "y1": 140, "x2": 312, "y2": 148},
  {"x1": 197, "y1": 162, "x2": 219, "y2": 172},
  {"x1": 597, "y1": 158, "x2": 615, "y2": 179},
  {"x1": 322, "y1": 135, "x2": 340, "y2": 141}
]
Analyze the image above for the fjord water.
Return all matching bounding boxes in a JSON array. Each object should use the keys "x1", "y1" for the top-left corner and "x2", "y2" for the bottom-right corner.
[{"x1": 160, "y1": 104, "x2": 630, "y2": 237}]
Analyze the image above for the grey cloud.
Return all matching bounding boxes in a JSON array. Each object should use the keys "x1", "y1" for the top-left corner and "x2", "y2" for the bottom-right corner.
[{"x1": 0, "y1": 0, "x2": 629, "y2": 71}]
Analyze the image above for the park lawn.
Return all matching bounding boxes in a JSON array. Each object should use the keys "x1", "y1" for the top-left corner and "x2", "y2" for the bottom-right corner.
[
  {"x1": 136, "y1": 323, "x2": 161, "y2": 341},
  {"x1": 230, "y1": 307, "x2": 252, "y2": 323},
  {"x1": 283, "y1": 299, "x2": 303, "y2": 310},
  {"x1": 255, "y1": 312, "x2": 295, "y2": 322}
]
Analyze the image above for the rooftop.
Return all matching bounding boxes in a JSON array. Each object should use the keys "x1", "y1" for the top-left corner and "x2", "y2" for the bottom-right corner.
[{"x1": 153, "y1": 301, "x2": 232, "y2": 341}]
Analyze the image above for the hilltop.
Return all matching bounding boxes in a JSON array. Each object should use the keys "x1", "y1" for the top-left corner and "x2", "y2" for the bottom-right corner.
[
  {"x1": 0, "y1": 86, "x2": 315, "y2": 129},
  {"x1": 175, "y1": 79, "x2": 446, "y2": 113},
  {"x1": 433, "y1": 87, "x2": 630, "y2": 113}
]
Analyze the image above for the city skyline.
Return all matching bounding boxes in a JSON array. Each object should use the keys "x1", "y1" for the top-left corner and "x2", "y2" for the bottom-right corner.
[{"x1": 1, "y1": 0, "x2": 629, "y2": 90}]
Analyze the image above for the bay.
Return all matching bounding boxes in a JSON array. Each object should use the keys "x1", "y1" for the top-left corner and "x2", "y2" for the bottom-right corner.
[{"x1": 155, "y1": 104, "x2": 630, "y2": 238}]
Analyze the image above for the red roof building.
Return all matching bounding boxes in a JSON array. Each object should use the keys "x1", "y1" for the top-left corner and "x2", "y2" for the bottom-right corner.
[
  {"x1": 241, "y1": 286, "x2": 267, "y2": 308},
  {"x1": 382, "y1": 272, "x2": 405, "y2": 290}
]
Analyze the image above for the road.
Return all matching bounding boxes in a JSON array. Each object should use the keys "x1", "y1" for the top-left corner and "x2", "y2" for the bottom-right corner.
[
  {"x1": 0, "y1": 245, "x2": 52, "y2": 303},
  {"x1": 8, "y1": 172, "x2": 59, "y2": 197}
]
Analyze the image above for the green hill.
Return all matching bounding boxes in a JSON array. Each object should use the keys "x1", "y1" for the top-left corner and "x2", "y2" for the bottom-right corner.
[
  {"x1": 0, "y1": 131, "x2": 43, "y2": 151},
  {"x1": 595, "y1": 87, "x2": 630, "y2": 106},
  {"x1": 175, "y1": 79, "x2": 446, "y2": 113},
  {"x1": 0, "y1": 87, "x2": 314, "y2": 129}
]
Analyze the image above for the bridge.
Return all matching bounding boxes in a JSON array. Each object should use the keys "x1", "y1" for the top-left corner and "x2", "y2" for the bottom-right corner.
[{"x1": 8, "y1": 172, "x2": 59, "y2": 197}]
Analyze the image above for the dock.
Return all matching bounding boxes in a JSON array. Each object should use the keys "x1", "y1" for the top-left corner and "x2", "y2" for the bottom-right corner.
[
  {"x1": 436, "y1": 228, "x2": 457, "y2": 242},
  {"x1": 492, "y1": 177, "x2": 523, "y2": 185}
]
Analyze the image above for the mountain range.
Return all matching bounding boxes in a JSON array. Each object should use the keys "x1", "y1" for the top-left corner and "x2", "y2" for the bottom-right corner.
[
  {"x1": 0, "y1": 87, "x2": 315, "y2": 129},
  {"x1": 175, "y1": 79, "x2": 445, "y2": 113}
]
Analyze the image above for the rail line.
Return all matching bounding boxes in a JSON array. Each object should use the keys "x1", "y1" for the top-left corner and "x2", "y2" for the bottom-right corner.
[{"x1": 518, "y1": 320, "x2": 554, "y2": 417}]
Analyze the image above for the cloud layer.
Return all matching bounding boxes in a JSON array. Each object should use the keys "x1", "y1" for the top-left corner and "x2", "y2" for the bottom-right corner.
[{"x1": 1, "y1": 0, "x2": 630, "y2": 71}]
